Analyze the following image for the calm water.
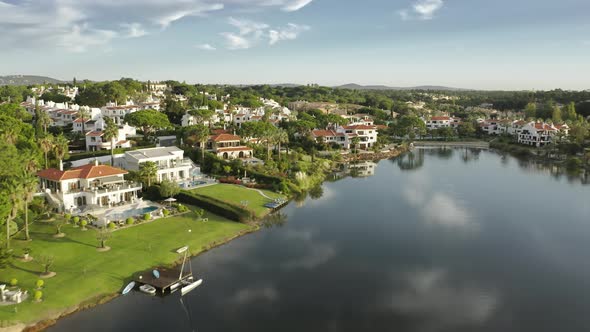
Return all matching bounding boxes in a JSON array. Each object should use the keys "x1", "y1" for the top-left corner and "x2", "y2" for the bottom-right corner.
[{"x1": 49, "y1": 148, "x2": 590, "y2": 332}]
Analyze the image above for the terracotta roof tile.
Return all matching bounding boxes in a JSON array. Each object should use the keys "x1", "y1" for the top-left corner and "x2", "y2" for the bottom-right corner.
[{"x1": 37, "y1": 164, "x2": 127, "y2": 181}]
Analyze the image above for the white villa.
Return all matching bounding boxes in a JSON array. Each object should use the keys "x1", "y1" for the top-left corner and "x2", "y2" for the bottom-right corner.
[
  {"x1": 424, "y1": 116, "x2": 454, "y2": 129},
  {"x1": 312, "y1": 124, "x2": 379, "y2": 150},
  {"x1": 123, "y1": 146, "x2": 196, "y2": 182},
  {"x1": 85, "y1": 117, "x2": 134, "y2": 151},
  {"x1": 37, "y1": 161, "x2": 142, "y2": 213},
  {"x1": 517, "y1": 122, "x2": 569, "y2": 147}
]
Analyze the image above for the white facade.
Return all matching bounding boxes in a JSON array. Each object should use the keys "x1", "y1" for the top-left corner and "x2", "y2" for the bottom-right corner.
[
  {"x1": 37, "y1": 162, "x2": 142, "y2": 213},
  {"x1": 124, "y1": 146, "x2": 196, "y2": 182},
  {"x1": 312, "y1": 125, "x2": 379, "y2": 150}
]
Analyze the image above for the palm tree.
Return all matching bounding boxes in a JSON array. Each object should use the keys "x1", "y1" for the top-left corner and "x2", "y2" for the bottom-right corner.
[
  {"x1": 275, "y1": 129, "x2": 289, "y2": 161},
  {"x1": 39, "y1": 135, "x2": 54, "y2": 169},
  {"x1": 4, "y1": 179, "x2": 22, "y2": 249},
  {"x1": 139, "y1": 161, "x2": 158, "y2": 187},
  {"x1": 19, "y1": 173, "x2": 38, "y2": 241},
  {"x1": 351, "y1": 137, "x2": 361, "y2": 154},
  {"x1": 1, "y1": 128, "x2": 18, "y2": 145},
  {"x1": 103, "y1": 117, "x2": 119, "y2": 166},
  {"x1": 184, "y1": 125, "x2": 210, "y2": 164},
  {"x1": 77, "y1": 108, "x2": 91, "y2": 134},
  {"x1": 36, "y1": 110, "x2": 51, "y2": 135},
  {"x1": 53, "y1": 134, "x2": 69, "y2": 167}
]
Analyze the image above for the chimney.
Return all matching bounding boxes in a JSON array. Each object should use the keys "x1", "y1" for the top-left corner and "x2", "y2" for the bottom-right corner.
[
  {"x1": 59, "y1": 160, "x2": 63, "y2": 171},
  {"x1": 94, "y1": 159, "x2": 99, "y2": 166}
]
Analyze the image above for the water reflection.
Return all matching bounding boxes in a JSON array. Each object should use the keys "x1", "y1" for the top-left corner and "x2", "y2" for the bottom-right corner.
[
  {"x1": 388, "y1": 268, "x2": 498, "y2": 330},
  {"x1": 261, "y1": 212, "x2": 289, "y2": 229},
  {"x1": 395, "y1": 149, "x2": 425, "y2": 171}
]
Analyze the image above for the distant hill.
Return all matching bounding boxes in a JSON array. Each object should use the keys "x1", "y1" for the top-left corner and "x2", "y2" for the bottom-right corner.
[
  {"x1": 335, "y1": 83, "x2": 468, "y2": 91},
  {"x1": 0, "y1": 75, "x2": 64, "y2": 86}
]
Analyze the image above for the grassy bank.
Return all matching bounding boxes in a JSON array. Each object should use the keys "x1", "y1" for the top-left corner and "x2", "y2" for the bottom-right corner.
[
  {"x1": 186, "y1": 184, "x2": 284, "y2": 219},
  {"x1": 0, "y1": 208, "x2": 252, "y2": 327}
]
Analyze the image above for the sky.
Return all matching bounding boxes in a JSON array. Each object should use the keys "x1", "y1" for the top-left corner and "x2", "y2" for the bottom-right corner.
[{"x1": 0, "y1": 0, "x2": 589, "y2": 90}]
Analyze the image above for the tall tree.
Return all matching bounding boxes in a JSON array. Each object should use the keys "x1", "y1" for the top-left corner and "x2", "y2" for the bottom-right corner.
[
  {"x1": 125, "y1": 109, "x2": 171, "y2": 139},
  {"x1": 139, "y1": 161, "x2": 158, "y2": 187},
  {"x1": 19, "y1": 173, "x2": 38, "y2": 241},
  {"x1": 36, "y1": 108, "x2": 51, "y2": 136},
  {"x1": 275, "y1": 129, "x2": 289, "y2": 161},
  {"x1": 103, "y1": 117, "x2": 119, "y2": 166},
  {"x1": 552, "y1": 106, "x2": 562, "y2": 123},
  {"x1": 39, "y1": 135, "x2": 54, "y2": 169},
  {"x1": 184, "y1": 124, "x2": 210, "y2": 164},
  {"x1": 524, "y1": 102, "x2": 537, "y2": 120},
  {"x1": 4, "y1": 179, "x2": 22, "y2": 249},
  {"x1": 53, "y1": 134, "x2": 69, "y2": 166}
]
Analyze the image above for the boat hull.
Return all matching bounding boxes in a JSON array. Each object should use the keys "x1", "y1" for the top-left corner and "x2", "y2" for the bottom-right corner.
[{"x1": 181, "y1": 279, "x2": 203, "y2": 296}]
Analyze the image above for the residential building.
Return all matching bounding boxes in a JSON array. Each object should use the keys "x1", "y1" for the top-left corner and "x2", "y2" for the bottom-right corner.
[
  {"x1": 207, "y1": 133, "x2": 253, "y2": 159},
  {"x1": 37, "y1": 161, "x2": 142, "y2": 213},
  {"x1": 312, "y1": 124, "x2": 379, "y2": 150},
  {"x1": 85, "y1": 118, "x2": 134, "y2": 151},
  {"x1": 518, "y1": 122, "x2": 556, "y2": 147},
  {"x1": 425, "y1": 116, "x2": 453, "y2": 129},
  {"x1": 123, "y1": 146, "x2": 196, "y2": 182}
]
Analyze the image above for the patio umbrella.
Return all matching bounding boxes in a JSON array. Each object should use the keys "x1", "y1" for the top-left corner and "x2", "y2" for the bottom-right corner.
[{"x1": 164, "y1": 197, "x2": 177, "y2": 206}]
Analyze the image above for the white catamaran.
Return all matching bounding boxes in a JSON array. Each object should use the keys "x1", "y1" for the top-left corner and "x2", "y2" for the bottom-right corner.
[{"x1": 177, "y1": 245, "x2": 203, "y2": 296}]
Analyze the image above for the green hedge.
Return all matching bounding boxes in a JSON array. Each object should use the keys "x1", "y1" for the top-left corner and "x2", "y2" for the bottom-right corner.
[{"x1": 176, "y1": 191, "x2": 255, "y2": 222}]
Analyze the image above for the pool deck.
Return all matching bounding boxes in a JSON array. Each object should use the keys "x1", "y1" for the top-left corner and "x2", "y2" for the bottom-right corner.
[{"x1": 91, "y1": 201, "x2": 163, "y2": 226}]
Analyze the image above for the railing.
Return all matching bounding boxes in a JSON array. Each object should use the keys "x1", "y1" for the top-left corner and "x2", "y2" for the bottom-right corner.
[{"x1": 60, "y1": 182, "x2": 142, "y2": 195}]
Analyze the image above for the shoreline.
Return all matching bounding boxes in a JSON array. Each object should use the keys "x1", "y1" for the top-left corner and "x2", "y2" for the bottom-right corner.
[
  {"x1": 412, "y1": 141, "x2": 490, "y2": 149},
  {"x1": 4, "y1": 147, "x2": 408, "y2": 332},
  {"x1": 12, "y1": 225, "x2": 260, "y2": 332}
]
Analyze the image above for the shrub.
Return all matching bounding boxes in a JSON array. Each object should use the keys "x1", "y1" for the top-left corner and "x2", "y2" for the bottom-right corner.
[
  {"x1": 10, "y1": 278, "x2": 17, "y2": 286},
  {"x1": 64, "y1": 214, "x2": 72, "y2": 223},
  {"x1": 162, "y1": 209, "x2": 170, "y2": 216},
  {"x1": 36, "y1": 279, "x2": 44, "y2": 289},
  {"x1": 143, "y1": 213, "x2": 151, "y2": 221},
  {"x1": 34, "y1": 291, "x2": 43, "y2": 301},
  {"x1": 72, "y1": 216, "x2": 80, "y2": 224},
  {"x1": 126, "y1": 217, "x2": 134, "y2": 225},
  {"x1": 108, "y1": 222, "x2": 116, "y2": 230},
  {"x1": 177, "y1": 204, "x2": 188, "y2": 213},
  {"x1": 80, "y1": 220, "x2": 88, "y2": 229},
  {"x1": 177, "y1": 191, "x2": 254, "y2": 222}
]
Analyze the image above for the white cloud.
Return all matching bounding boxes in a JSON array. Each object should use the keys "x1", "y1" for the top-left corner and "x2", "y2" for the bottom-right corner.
[
  {"x1": 0, "y1": 0, "x2": 312, "y2": 52},
  {"x1": 388, "y1": 268, "x2": 498, "y2": 329},
  {"x1": 121, "y1": 23, "x2": 147, "y2": 38},
  {"x1": 228, "y1": 17, "x2": 269, "y2": 36},
  {"x1": 196, "y1": 43, "x2": 217, "y2": 51},
  {"x1": 402, "y1": 174, "x2": 475, "y2": 229},
  {"x1": 221, "y1": 32, "x2": 252, "y2": 49},
  {"x1": 399, "y1": 0, "x2": 444, "y2": 20},
  {"x1": 269, "y1": 23, "x2": 310, "y2": 45},
  {"x1": 282, "y1": 0, "x2": 314, "y2": 12}
]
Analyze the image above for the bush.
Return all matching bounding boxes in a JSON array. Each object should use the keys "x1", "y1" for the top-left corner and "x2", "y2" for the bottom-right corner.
[
  {"x1": 72, "y1": 216, "x2": 80, "y2": 224},
  {"x1": 64, "y1": 214, "x2": 72, "y2": 223},
  {"x1": 34, "y1": 290, "x2": 43, "y2": 301},
  {"x1": 177, "y1": 204, "x2": 188, "y2": 213},
  {"x1": 108, "y1": 222, "x2": 116, "y2": 230},
  {"x1": 80, "y1": 220, "x2": 88, "y2": 228},
  {"x1": 126, "y1": 217, "x2": 134, "y2": 225},
  {"x1": 162, "y1": 209, "x2": 170, "y2": 216},
  {"x1": 10, "y1": 278, "x2": 17, "y2": 286},
  {"x1": 36, "y1": 279, "x2": 44, "y2": 289},
  {"x1": 143, "y1": 213, "x2": 151, "y2": 221},
  {"x1": 143, "y1": 185, "x2": 163, "y2": 201}
]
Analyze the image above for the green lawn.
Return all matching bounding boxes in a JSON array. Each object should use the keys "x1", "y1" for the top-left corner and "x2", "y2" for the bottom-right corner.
[
  {"x1": 0, "y1": 208, "x2": 253, "y2": 326},
  {"x1": 190, "y1": 184, "x2": 284, "y2": 218}
]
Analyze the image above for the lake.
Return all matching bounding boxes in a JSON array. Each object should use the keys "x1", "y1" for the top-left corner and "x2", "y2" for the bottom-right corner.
[{"x1": 49, "y1": 147, "x2": 590, "y2": 332}]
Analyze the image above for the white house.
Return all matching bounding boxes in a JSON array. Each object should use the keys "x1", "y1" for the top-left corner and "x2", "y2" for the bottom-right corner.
[
  {"x1": 312, "y1": 124, "x2": 379, "y2": 150},
  {"x1": 37, "y1": 161, "x2": 142, "y2": 213},
  {"x1": 85, "y1": 117, "x2": 135, "y2": 151},
  {"x1": 425, "y1": 116, "x2": 453, "y2": 129},
  {"x1": 518, "y1": 122, "x2": 556, "y2": 147},
  {"x1": 123, "y1": 146, "x2": 196, "y2": 182}
]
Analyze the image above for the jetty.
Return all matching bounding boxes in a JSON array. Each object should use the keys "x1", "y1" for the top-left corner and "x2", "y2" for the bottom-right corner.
[{"x1": 133, "y1": 267, "x2": 193, "y2": 294}]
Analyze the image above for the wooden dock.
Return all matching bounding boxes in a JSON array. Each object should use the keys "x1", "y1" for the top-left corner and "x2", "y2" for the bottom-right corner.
[{"x1": 133, "y1": 266, "x2": 192, "y2": 294}]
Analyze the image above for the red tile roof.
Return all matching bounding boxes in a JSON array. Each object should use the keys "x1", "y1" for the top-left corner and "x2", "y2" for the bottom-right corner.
[
  {"x1": 343, "y1": 125, "x2": 377, "y2": 130},
  {"x1": 534, "y1": 123, "x2": 556, "y2": 131},
  {"x1": 312, "y1": 130, "x2": 337, "y2": 137},
  {"x1": 37, "y1": 164, "x2": 127, "y2": 181},
  {"x1": 210, "y1": 133, "x2": 241, "y2": 142},
  {"x1": 211, "y1": 129, "x2": 229, "y2": 135},
  {"x1": 430, "y1": 116, "x2": 451, "y2": 121},
  {"x1": 85, "y1": 131, "x2": 104, "y2": 137}
]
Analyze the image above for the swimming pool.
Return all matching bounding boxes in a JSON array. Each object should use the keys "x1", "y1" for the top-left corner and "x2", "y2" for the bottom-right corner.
[{"x1": 107, "y1": 206, "x2": 158, "y2": 220}]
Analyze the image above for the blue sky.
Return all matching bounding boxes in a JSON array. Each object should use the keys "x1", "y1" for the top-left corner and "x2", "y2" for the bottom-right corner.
[{"x1": 0, "y1": 0, "x2": 589, "y2": 90}]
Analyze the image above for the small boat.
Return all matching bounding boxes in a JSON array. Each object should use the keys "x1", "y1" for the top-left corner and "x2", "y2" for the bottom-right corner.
[
  {"x1": 139, "y1": 284, "x2": 157, "y2": 295},
  {"x1": 176, "y1": 246, "x2": 189, "y2": 254},
  {"x1": 122, "y1": 281, "x2": 135, "y2": 295},
  {"x1": 153, "y1": 270, "x2": 160, "y2": 279},
  {"x1": 181, "y1": 279, "x2": 203, "y2": 296}
]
